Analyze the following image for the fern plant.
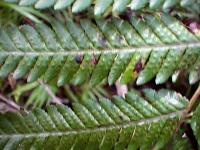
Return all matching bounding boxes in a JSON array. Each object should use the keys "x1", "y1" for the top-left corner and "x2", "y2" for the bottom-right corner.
[
  {"x1": 3, "y1": 0, "x2": 200, "y2": 16},
  {"x1": 0, "y1": 13, "x2": 200, "y2": 86},
  {"x1": 0, "y1": 0, "x2": 200, "y2": 149},
  {"x1": 0, "y1": 89, "x2": 189, "y2": 149}
]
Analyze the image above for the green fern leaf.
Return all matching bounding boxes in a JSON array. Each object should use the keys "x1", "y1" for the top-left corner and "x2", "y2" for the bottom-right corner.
[
  {"x1": 3, "y1": 0, "x2": 200, "y2": 16},
  {"x1": 169, "y1": 128, "x2": 192, "y2": 150},
  {"x1": 11, "y1": 81, "x2": 58, "y2": 109},
  {"x1": 0, "y1": 89, "x2": 188, "y2": 149},
  {"x1": 191, "y1": 103, "x2": 200, "y2": 148},
  {"x1": 0, "y1": 13, "x2": 200, "y2": 86}
]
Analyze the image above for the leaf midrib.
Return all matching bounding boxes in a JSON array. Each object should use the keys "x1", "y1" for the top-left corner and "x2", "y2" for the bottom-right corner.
[
  {"x1": 0, "y1": 41, "x2": 199, "y2": 56},
  {"x1": 0, "y1": 109, "x2": 185, "y2": 139}
]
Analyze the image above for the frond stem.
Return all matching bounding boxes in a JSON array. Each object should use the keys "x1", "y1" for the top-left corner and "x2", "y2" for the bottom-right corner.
[
  {"x1": 38, "y1": 80, "x2": 62, "y2": 104},
  {"x1": 187, "y1": 84, "x2": 200, "y2": 113},
  {"x1": 0, "y1": 93, "x2": 21, "y2": 111},
  {"x1": 0, "y1": 41, "x2": 200, "y2": 56}
]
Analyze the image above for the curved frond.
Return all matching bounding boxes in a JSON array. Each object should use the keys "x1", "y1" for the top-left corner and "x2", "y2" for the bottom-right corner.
[
  {"x1": 0, "y1": 89, "x2": 188, "y2": 149},
  {"x1": 3, "y1": 0, "x2": 200, "y2": 16},
  {"x1": 0, "y1": 13, "x2": 200, "y2": 86}
]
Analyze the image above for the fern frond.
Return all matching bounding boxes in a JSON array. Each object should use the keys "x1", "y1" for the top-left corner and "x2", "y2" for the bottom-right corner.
[
  {"x1": 0, "y1": 13, "x2": 200, "y2": 86},
  {"x1": 12, "y1": 81, "x2": 58, "y2": 108},
  {"x1": 170, "y1": 130, "x2": 192, "y2": 150},
  {"x1": 0, "y1": 89, "x2": 188, "y2": 149},
  {"x1": 0, "y1": 1, "x2": 49, "y2": 23},
  {"x1": 12, "y1": 82, "x2": 108, "y2": 108},
  {"x1": 3, "y1": 0, "x2": 200, "y2": 16},
  {"x1": 0, "y1": 8, "x2": 22, "y2": 25}
]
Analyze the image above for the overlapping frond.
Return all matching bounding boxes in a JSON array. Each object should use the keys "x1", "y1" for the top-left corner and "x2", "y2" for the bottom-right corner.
[
  {"x1": 191, "y1": 103, "x2": 200, "y2": 148},
  {"x1": 171, "y1": 131, "x2": 192, "y2": 150},
  {"x1": 3, "y1": 0, "x2": 200, "y2": 16},
  {"x1": 0, "y1": 8, "x2": 22, "y2": 25},
  {"x1": 0, "y1": 89, "x2": 188, "y2": 149},
  {"x1": 12, "y1": 81, "x2": 58, "y2": 108},
  {"x1": 0, "y1": 13, "x2": 200, "y2": 86},
  {"x1": 0, "y1": 1, "x2": 50, "y2": 23}
]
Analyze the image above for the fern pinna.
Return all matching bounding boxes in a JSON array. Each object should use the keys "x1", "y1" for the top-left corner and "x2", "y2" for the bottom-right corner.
[
  {"x1": 2, "y1": 0, "x2": 199, "y2": 16},
  {"x1": 0, "y1": 89, "x2": 189, "y2": 149},
  {"x1": 191, "y1": 103, "x2": 200, "y2": 149},
  {"x1": 0, "y1": 13, "x2": 200, "y2": 86}
]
